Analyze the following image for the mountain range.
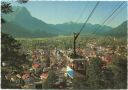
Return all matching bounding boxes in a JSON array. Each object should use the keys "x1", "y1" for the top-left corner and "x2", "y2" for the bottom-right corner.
[
  {"x1": 1, "y1": 6, "x2": 127, "y2": 38},
  {"x1": 2, "y1": 6, "x2": 59, "y2": 38}
]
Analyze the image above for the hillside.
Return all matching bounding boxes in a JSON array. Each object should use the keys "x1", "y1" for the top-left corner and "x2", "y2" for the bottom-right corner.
[
  {"x1": 2, "y1": 22, "x2": 57, "y2": 38},
  {"x1": 107, "y1": 21, "x2": 127, "y2": 37},
  {"x1": 2, "y1": 22, "x2": 32, "y2": 38}
]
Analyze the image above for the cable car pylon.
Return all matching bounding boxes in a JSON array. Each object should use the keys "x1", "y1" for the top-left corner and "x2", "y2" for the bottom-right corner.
[{"x1": 73, "y1": 1, "x2": 100, "y2": 56}]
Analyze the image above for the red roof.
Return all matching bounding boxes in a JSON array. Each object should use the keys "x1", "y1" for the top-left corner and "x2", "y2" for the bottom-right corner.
[
  {"x1": 40, "y1": 72, "x2": 48, "y2": 79},
  {"x1": 105, "y1": 55, "x2": 112, "y2": 63},
  {"x1": 32, "y1": 63, "x2": 40, "y2": 68},
  {"x1": 22, "y1": 73, "x2": 30, "y2": 80}
]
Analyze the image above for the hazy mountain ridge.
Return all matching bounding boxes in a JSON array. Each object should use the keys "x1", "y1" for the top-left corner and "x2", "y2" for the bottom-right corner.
[{"x1": 51, "y1": 22, "x2": 113, "y2": 35}]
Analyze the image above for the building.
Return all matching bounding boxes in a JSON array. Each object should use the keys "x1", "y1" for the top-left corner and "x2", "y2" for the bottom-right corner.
[{"x1": 40, "y1": 72, "x2": 48, "y2": 80}]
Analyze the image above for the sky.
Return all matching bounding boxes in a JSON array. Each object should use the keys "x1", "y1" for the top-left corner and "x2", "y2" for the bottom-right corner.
[{"x1": 6, "y1": 1, "x2": 128, "y2": 27}]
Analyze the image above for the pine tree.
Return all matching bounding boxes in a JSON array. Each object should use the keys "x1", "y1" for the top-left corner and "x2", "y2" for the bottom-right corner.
[
  {"x1": 1, "y1": 0, "x2": 29, "y2": 88},
  {"x1": 110, "y1": 56, "x2": 127, "y2": 89},
  {"x1": 101, "y1": 67, "x2": 114, "y2": 88},
  {"x1": 43, "y1": 70, "x2": 58, "y2": 89},
  {"x1": 86, "y1": 57, "x2": 104, "y2": 89}
]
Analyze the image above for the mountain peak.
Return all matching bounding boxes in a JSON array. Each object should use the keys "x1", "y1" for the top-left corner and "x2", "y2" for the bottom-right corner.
[
  {"x1": 13, "y1": 6, "x2": 31, "y2": 17},
  {"x1": 2, "y1": 6, "x2": 31, "y2": 22}
]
